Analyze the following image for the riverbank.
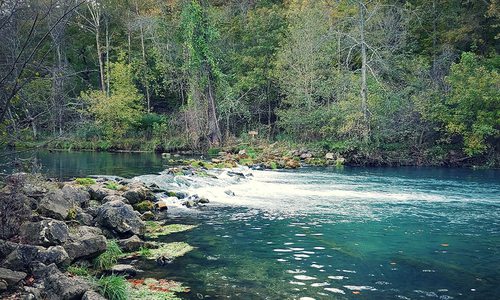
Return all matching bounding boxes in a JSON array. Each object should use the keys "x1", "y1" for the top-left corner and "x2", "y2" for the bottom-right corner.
[{"x1": 0, "y1": 169, "x2": 214, "y2": 299}]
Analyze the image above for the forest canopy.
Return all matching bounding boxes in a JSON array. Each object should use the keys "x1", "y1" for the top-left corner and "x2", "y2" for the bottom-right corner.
[{"x1": 0, "y1": 0, "x2": 499, "y2": 166}]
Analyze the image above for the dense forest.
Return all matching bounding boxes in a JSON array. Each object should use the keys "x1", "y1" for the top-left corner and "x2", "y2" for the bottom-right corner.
[{"x1": 0, "y1": 0, "x2": 499, "y2": 166}]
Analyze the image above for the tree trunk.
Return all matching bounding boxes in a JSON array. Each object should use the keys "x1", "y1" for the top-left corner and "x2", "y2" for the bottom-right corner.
[
  {"x1": 359, "y1": 1, "x2": 369, "y2": 137},
  {"x1": 96, "y1": 28, "x2": 105, "y2": 92},
  {"x1": 206, "y1": 73, "x2": 221, "y2": 145},
  {"x1": 105, "y1": 19, "x2": 110, "y2": 97}
]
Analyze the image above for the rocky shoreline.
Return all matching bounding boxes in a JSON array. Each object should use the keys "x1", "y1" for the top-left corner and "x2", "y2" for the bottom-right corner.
[{"x1": 0, "y1": 170, "x2": 209, "y2": 300}]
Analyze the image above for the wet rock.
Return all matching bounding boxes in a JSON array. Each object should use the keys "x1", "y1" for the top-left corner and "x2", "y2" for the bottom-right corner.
[
  {"x1": 20, "y1": 219, "x2": 69, "y2": 246},
  {"x1": 0, "y1": 267, "x2": 26, "y2": 286},
  {"x1": 199, "y1": 197, "x2": 210, "y2": 204},
  {"x1": 82, "y1": 290, "x2": 107, "y2": 300},
  {"x1": 96, "y1": 200, "x2": 146, "y2": 237},
  {"x1": 42, "y1": 263, "x2": 91, "y2": 300},
  {"x1": 63, "y1": 226, "x2": 106, "y2": 262},
  {"x1": 117, "y1": 235, "x2": 144, "y2": 252},
  {"x1": 61, "y1": 185, "x2": 90, "y2": 208},
  {"x1": 107, "y1": 264, "x2": 140, "y2": 277},
  {"x1": 227, "y1": 171, "x2": 246, "y2": 178},
  {"x1": 183, "y1": 200, "x2": 196, "y2": 208},
  {"x1": 154, "y1": 200, "x2": 168, "y2": 211},
  {"x1": 175, "y1": 191, "x2": 188, "y2": 199},
  {"x1": 38, "y1": 190, "x2": 75, "y2": 220},
  {"x1": 224, "y1": 190, "x2": 235, "y2": 196}
]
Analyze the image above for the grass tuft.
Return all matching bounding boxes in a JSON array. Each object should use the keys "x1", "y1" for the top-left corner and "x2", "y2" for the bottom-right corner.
[
  {"x1": 75, "y1": 177, "x2": 96, "y2": 186},
  {"x1": 98, "y1": 275, "x2": 128, "y2": 300},
  {"x1": 94, "y1": 240, "x2": 123, "y2": 270}
]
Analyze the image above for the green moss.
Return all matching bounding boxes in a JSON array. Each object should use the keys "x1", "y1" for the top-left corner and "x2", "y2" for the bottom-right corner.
[
  {"x1": 94, "y1": 240, "x2": 123, "y2": 270},
  {"x1": 75, "y1": 178, "x2": 96, "y2": 186},
  {"x1": 145, "y1": 223, "x2": 197, "y2": 239},
  {"x1": 66, "y1": 207, "x2": 77, "y2": 220},
  {"x1": 128, "y1": 278, "x2": 187, "y2": 300},
  {"x1": 270, "y1": 161, "x2": 278, "y2": 170},
  {"x1": 135, "y1": 201, "x2": 154, "y2": 213},
  {"x1": 105, "y1": 182, "x2": 122, "y2": 190},
  {"x1": 98, "y1": 275, "x2": 128, "y2": 300},
  {"x1": 147, "y1": 242, "x2": 194, "y2": 261}
]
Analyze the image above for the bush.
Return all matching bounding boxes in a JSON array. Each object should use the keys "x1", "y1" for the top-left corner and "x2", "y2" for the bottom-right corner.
[
  {"x1": 94, "y1": 240, "x2": 123, "y2": 270},
  {"x1": 97, "y1": 275, "x2": 128, "y2": 300}
]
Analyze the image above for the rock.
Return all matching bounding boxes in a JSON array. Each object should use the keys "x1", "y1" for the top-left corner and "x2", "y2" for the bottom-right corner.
[
  {"x1": 325, "y1": 152, "x2": 335, "y2": 160},
  {"x1": 82, "y1": 291, "x2": 107, "y2": 300},
  {"x1": 107, "y1": 264, "x2": 140, "y2": 277},
  {"x1": 2, "y1": 244, "x2": 40, "y2": 271},
  {"x1": 75, "y1": 212, "x2": 94, "y2": 226},
  {"x1": 37, "y1": 246, "x2": 69, "y2": 266},
  {"x1": 96, "y1": 200, "x2": 146, "y2": 237},
  {"x1": 224, "y1": 190, "x2": 235, "y2": 196},
  {"x1": 141, "y1": 211, "x2": 155, "y2": 221},
  {"x1": 0, "y1": 267, "x2": 26, "y2": 286},
  {"x1": 88, "y1": 185, "x2": 114, "y2": 201},
  {"x1": 0, "y1": 280, "x2": 7, "y2": 291},
  {"x1": 102, "y1": 194, "x2": 128, "y2": 204},
  {"x1": 300, "y1": 152, "x2": 313, "y2": 159},
  {"x1": 63, "y1": 226, "x2": 106, "y2": 262},
  {"x1": 199, "y1": 197, "x2": 210, "y2": 204},
  {"x1": 122, "y1": 184, "x2": 155, "y2": 204},
  {"x1": 38, "y1": 190, "x2": 75, "y2": 220},
  {"x1": 175, "y1": 191, "x2": 188, "y2": 199},
  {"x1": 117, "y1": 235, "x2": 144, "y2": 252},
  {"x1": 20, "y1": 219, "x2": 69, "y2": 246},
  {"x1": 161, "y1": 153, "x2": 171, "y2": 158},
  {"x1": 43, "y1": 263, "x2": 91, "y2": 300},
  {"x1": 285, "y1": 159, "x2": 300, "y2": 169},
  {"x1": 183, "y1": 200, "x2": 196, "y2": 208},
  {"x1": 135, "y1": 200, "x2": 154, "y2": 213},
  {"x1": 61, "y1": 185, "x2": 90, "y2": 208},
  {"x1": 154, "y1": 200, "x2": 168, "y2": 211}
]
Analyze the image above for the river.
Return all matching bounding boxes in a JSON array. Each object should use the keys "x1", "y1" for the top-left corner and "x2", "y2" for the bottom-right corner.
[{"x1": 3, "y1": 151, "x2": 499, "y2": 299}]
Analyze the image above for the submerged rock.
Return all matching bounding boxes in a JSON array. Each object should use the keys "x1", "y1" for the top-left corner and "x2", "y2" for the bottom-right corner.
[{"x1": 95, "y1": 200, "x2": 146, "y2": 237}]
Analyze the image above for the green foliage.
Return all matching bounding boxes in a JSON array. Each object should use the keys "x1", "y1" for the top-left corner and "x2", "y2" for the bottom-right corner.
[
  {"x1": 147, "y1": 242, "x2": 194, "y2": 261},
  {"x1": 66, "y1": 207, "x2": 77, "y2": 220},
  {"x1": 82, "y1": 54, "x2": 143, "y2": 139},
  {"x1": 75, "y1": 178, "x2": 96, "y2": 186},
  {"x1": 67, "y1": 265, "x2": 90, "y2": 277},
  {"x1": 94, "y1": 240, "x2": 123, "y2": 270},
  {"x1": 135, "y1": 201, "x2": 154, "y2": 213},
  {"x1": 97, "y1": 275, "x2": 128, "y2": 300},
  {"x1": 145, "y1": 223, "x2": 197, "y2": 239},
  {"x1": 442, "y1": 52, "x2": 499, "y2": 156},
  {"x1": 105, "y1": 182, "x2": 121, "y2": 190},
  {"x1": 138, "y1": 246, "x2": 152, "y2": 257}
]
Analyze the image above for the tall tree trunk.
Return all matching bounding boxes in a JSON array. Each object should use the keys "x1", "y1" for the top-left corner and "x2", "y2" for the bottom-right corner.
[
  {"x1": 96, "y1": 28, "x2": 105, "y2": 92},
  {"x1": 105, "y1": 19, "x2": 110, "y2": 97},
  {"x1": 359, "y1": 1, "x2": 369, "y2": 137},
  {"x1": 207, "y1": 73, "x2": 221, "y2": 145},
  {"x1": 140, "y1": 24, "x2": 151, "y2": 112}
]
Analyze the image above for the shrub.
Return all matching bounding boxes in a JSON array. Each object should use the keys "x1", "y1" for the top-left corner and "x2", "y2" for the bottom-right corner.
[
  {"x1": 97, "y1": 275, "x2": 128, "y2": 300},
  {"x1": 94, "y1": 240, "x2": 123, "y2": 270},
  {"x1": 75, "y1": 178, "x2": 96, "y2": 186}
]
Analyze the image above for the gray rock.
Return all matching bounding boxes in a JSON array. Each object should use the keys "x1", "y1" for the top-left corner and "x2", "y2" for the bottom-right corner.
[
  {"x1": 0, "y1": 267, "x2": 26, "y2": 286},
  {"x1": 300, "y1": 152, "x2": 313, "y2": 159},
  {"x1": 108, "y1": 264, "x2": 140, "y2": 276},
  {"x1": 325, "y1": 152, "x2": 335, "y2": 160},
  {"x1": 141, "y1": 211, "x2": 155, "y2": 221},
  {"x1": 2, "y1": 244, "x2": 40, "y2": 271},
  {"x1": 76, "y1": 212, "x2": 94, "y2": 226},
  {"x1": 88, "y1": 185, "x2": 114, "y2": 201},
  {"x1": 122, "y1": 183, "x2": 154, "y2": 204},
  {"x1": 63, "y1": 226, "x2": 106, "y2": 262},
  {"x1": 117, "y1": 235, "x2": 144, "y2": 252},
  {"x1": 37, "y1": 246, "x2": 70, "y2": 266},
  {"x1": 199, "y1": 197, "x2": 210, "y2": 204},
  {"x1": 0, "y1": 279, "x2": 7, "y2": 291},
  {"x1": 102, "y1": 195, "x2": 128, "y2": 204},
  {"x1": 224, "y1": 190, "x2": 235, "y2": 196},
  {"x1": 20, "y1": 219, "x2": 69, "y2": 246},
  {"x1": 38, "y1": 190, "x2": 75, "y2": 220},
  {"x1": 96, "y1": 200, "x2": 146, "y2": 237},
  {"x1": 42, "y1": 264, "x2": 90, "y2": 300},
  {"x1": 175, "y1": 191, "x2": 188, "y2": 199},
  {"x1": 184, "y1": 200, "x2": 196, "y2": 208},
  {"x1": 62, "y1": 185, "x2": 90, "y2": 208},
  {"x1": 82, "y1": 291, "x2": 107, "y2": 300}
]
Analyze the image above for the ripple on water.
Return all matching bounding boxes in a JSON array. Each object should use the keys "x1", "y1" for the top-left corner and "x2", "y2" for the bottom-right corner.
[
  {"x1": 328, "y1": 275, "x2": 348, "y2": 280},
  {"x1": 324, "y1": 287, "x2": 345, "y2": 294},
  {"x1": 344, "y1": 285, "x2": 377, "y2": 291},
  {"x1": 294, "y1": 275, "x2": 317, "y2": 280}
]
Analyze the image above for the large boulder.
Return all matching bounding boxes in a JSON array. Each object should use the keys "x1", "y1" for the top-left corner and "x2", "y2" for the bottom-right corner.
[
  {"x1": 1, "y1": 243, "x2": 40, "y2": 271},
  {"x1": 96, "y1": 200, "x2": 146, "y2": 237},
  {"x1": 20, "y1": 219, "x2": 69, "y2": 246},
  {"x1": 62, "y1": 185, "x2": 90, "y2": 208},
  {"x1": 122, "y1": 183, "x2": 155, "y2": 204},
  {"x1": 0, "y1": 267, "x2": 26, "y2": 286},
  {"x1": 38, "y1": 190, "x2": 75, "y2": 220},
  {"x1": 102, "y1": 195, "x2": 128, "y2": 204},
  {"x1": 37, "y1": 246, "x2": 70, "y2": 266},
  {"x1": 63, "y1": 226, "x2": 107, "y2": 262},
  {"x1": 41, "y1": 264, "x2": 91, "y2": 300},
  {"x1": 88, "y1": 185, "x2": 114, "y2": 201}
]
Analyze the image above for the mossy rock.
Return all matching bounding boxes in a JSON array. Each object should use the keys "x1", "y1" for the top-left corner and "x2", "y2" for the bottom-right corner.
[{"x1": 135, "y1": 201, "x2": 154, "y2": 213}]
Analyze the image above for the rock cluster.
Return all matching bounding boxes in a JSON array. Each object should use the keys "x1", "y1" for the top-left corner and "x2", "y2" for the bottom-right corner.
[{"x1": 0, "y1": 172, "x2": 198, "y2": 299}]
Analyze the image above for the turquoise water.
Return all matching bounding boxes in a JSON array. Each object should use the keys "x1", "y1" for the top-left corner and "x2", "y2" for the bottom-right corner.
[
  {"x1": 3, "y1": 151, "x2": 499, "y2": 299},
  {"x1": 138, "y1": 167, "x2": 500, "y2": 300}
]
